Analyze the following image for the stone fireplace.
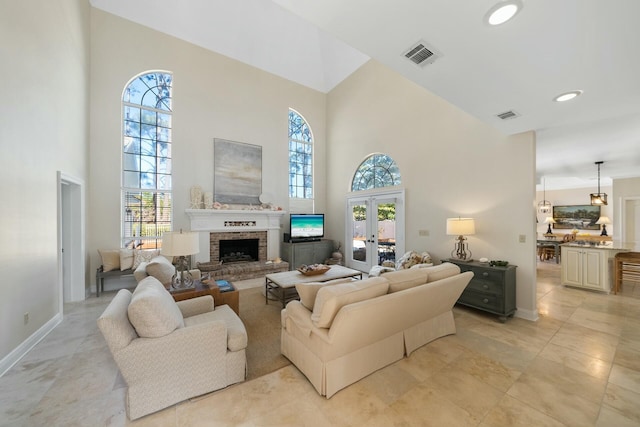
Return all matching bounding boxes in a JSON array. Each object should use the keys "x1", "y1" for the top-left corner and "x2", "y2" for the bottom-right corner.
[{"x1": 186, "y1": 209, "x2": 289, "y2": 280}]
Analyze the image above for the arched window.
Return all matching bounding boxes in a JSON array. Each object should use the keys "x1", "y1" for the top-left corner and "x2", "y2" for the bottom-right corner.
[
  {"x1": 351, "y1": 154, "x2": 401, "y2": 191},
  {"x1": 288, "y1": 109, "x2": 314, "y2": 199},
  {"x1": 121, "y1": 71, "x2": 173, "y2": 249}
]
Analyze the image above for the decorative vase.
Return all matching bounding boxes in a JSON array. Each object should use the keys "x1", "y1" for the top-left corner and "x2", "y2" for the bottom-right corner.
[
  {"x1": 190, "y1": 186, "x2": 203, "y2": 209},
  {"x1": 204, "y1": 192, "x2": 214, "y2": 209}
]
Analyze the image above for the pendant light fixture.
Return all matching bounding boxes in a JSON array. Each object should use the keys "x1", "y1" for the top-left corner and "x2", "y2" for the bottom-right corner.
[
  {"x1": 590, "y1": 161, "x2": 608, "y2": 206},
  {"x1": 538, "y1": 177, "x2": 551, "y2": 213}
]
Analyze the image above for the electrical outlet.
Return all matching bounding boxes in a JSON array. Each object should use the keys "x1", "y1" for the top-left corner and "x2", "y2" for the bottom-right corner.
[
  {"x1": 519, "y1": 234, "x2": 526, "y2": 243},
  {"x1": 24, "y1": 312, "x2": 29, "y2": 325},
  {"x1": 418, "y1": 229, "x2": 429, "y2": 236}
]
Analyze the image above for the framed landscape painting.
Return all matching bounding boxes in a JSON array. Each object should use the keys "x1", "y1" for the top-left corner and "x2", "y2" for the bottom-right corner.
[
  {"x1": 214, "y1": 139, "x2": 262, "y2": 205},
  {"x1": 552, "y1": 205, "x2": 601, "y2": 230}
]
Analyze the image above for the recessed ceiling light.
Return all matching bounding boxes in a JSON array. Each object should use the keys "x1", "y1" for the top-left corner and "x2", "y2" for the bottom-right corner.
[
  {"x1": 553, "y1": 90, "x2": 583, "y2": 102},
  {"x1": 484, "y1": 1, "x2": 523, "y2": 26}
]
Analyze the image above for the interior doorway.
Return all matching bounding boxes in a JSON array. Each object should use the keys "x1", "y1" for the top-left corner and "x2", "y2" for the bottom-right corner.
[
  {"x1": 346, "y1": 190, "x2": 405, "y2": 272},
  {"x1": 58, "y1": 172, "x2": 85, "y2": 308}
]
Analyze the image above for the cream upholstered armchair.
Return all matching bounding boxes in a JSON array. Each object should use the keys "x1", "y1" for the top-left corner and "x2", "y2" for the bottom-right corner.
[{"x1": 97, "y1": 276, "x2": 247, "y2": 420}]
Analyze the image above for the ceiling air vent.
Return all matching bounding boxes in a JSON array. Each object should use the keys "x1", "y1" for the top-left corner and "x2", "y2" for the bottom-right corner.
[
  {"x1": 496, "y1": 110, "x2": 521, "y2": 120},
  {"x1": 404, "y1": 40, "x2": 440, "y2": 67}
]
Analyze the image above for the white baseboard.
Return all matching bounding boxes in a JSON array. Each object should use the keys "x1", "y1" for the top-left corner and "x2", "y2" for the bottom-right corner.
[
  {"x1": 514, "y1": 307, "x2": 539, "y2": 322},
  {"x1": 0, "y1": 313, "x2": 62, "y2": 377}
]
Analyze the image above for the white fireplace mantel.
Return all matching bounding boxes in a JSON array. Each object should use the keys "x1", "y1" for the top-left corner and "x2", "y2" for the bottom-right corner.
[{"x1": 185, "y1": 209, "x2": 286, "y2": 262}]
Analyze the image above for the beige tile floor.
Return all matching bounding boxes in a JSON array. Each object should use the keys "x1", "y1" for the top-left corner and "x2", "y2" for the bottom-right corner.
[{"x1": 2, "y1": 262, "x2": 640, "y2": 426}]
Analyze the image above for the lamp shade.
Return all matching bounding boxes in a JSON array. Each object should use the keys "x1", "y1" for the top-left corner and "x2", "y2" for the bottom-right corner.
[
  {"x1": 543, "y1": 217, "x2": 556, "y2": 224},
  {"x1": 446, "y1": 218, "x2": 476, "y2": 236},
  {"x1": 161, "y1": 231, "x2": 200, "y2": 256},
  {"x1": 595, "y1": 216, "x2": 611, "y2": 225}
]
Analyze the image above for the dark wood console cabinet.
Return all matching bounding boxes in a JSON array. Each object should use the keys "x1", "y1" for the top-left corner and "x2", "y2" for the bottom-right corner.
[{"x1": 448, "y1": 260, "x2": 517, "y2": 322}]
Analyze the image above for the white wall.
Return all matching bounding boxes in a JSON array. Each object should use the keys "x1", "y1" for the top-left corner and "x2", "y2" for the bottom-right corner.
[
  {"x1": 89, "y1": 9, "x2": 327, "y2": 288},
  {"x1": 0, "y1": 0, "x2": 90, "y2": 365},
  {"x1": 326, "y1": 61, "x2": 538, "y2": 320},
  {"x1": 612, "y1": 177, "x2": 640, "y2": 241}
]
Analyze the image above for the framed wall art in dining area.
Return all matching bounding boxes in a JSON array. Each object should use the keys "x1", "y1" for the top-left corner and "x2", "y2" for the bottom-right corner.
[{"x1": 552, "y1": 205, "x2": 601, "y2": 230}]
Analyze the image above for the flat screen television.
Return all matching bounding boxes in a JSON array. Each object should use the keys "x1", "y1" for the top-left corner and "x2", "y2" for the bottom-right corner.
[{"x1": 290, "y1": 213, "x2": 324, "y2": 241}]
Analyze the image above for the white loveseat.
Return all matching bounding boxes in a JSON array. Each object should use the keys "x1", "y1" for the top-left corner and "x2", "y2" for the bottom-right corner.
[{"x1": 280, "y1": 263, "x2": 473, "y2": 398}]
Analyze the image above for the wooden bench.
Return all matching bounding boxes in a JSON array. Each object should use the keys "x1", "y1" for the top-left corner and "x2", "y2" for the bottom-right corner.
[{"x1": 96, "y1": 266, "x2": 135, "y2": 297}]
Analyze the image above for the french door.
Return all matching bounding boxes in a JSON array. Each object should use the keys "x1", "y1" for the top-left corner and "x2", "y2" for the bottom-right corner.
[{"x1": 346, "y1": 190, "x2": 405, "y2": 272}]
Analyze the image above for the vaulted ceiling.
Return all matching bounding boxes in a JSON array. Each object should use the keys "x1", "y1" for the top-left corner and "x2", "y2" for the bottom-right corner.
[{"x1": 90, "y1": 0, "x2": 640, "y2": 190}]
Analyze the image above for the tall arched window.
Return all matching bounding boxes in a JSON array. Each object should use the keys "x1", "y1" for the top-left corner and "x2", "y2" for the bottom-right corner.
[
  {"x1": 288, "y1": 109, "x2": 314, "y2": 199},
  {"x1": 121, "y1": 71, "x2": 172, "y2": 249},
  {"x1": 351, "y1": 153, "x2": 401, "y2": 191}
]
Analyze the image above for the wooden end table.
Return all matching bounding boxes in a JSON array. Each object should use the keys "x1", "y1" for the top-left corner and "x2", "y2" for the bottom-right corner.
[{"x1": 168, "y1": 280, "x2": 239, "y2": 315}]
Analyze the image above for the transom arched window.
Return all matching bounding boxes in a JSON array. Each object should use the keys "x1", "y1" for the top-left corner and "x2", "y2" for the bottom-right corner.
[
  {"x1": 351, "y1": 154, "x2": 401, "y2": 191},
  {"x1": 121, "y1": 71, "x2": 173, "y2": 249},
  {"x1": 288, "y1": 109, "x2": 314, "y2": 199}
]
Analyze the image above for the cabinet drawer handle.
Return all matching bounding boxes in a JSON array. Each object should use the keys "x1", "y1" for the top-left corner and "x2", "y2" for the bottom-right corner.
[
  {"x1": 483, "y1": 284, "x2": 489, "y2": 290},
  {"x1": 483, "y1": 272, "x2": 489, "y2": 277},
  {"x1": 483, "y1": 298, "x2": 489, "y2": 303}
]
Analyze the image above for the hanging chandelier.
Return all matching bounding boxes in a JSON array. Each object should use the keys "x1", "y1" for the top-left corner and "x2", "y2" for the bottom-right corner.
[
  {"x1": 538, "y1": 177, "x2": 551, "y2": 213},
  {"x1": 590, "y1": 161, "x2": 608, "y2": 206}
]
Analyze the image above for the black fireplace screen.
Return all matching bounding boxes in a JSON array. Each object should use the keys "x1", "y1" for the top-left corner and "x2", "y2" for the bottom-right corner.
[{"x1": 219, "y1": 238, "x2": 259, "y2": 263}]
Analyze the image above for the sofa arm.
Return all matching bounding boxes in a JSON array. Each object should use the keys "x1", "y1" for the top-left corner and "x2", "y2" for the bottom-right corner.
[
  {"x1": 176, "y1": 295, "x2": 214, "y2": 318},
  {"x1": 114, "y1": 320, "x2": 227, "y2": 383},
  {"x1": 282, "y1": 301, "x2": 331, "y2": 342}
]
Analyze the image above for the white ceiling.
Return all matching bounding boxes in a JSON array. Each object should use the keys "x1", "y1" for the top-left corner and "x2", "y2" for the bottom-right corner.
[{"x1": 90, "y1": 0, "x2": 640, "y2": 191}]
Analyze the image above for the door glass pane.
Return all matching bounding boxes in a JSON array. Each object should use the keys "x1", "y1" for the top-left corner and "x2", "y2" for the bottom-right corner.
[
  {"x1": 377, "y1": 203, "x2": 396, "y2": 265},
  {"x1": 352, "y1": 203, "x2": 367, "y2": 263}
]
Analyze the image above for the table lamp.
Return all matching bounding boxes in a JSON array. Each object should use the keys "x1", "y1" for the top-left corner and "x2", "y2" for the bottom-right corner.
[
  {"x1": 161, "y1": 230, "x2": 200, "y2": 289},
  {"x1": 446, "y1": 218, "x2": 475, "y2": 261},
  {"x1": 543, "y1": 216, "x2": 556, "y2": 235},
  {"x1": 596, "y1": 216, "x2": 611, "y2": 236}
]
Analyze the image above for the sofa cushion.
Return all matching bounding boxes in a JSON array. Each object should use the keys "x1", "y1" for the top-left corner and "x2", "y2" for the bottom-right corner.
[
  {"x1": 133, "y1": 249, "x2": 161, "y2": 269},
  {"x1": 98, "y1": 249, "x2": 120, "y2": 272},
  {"x1": 146, "y1": 256, "x2": 176, "y2": 286},
  {"x1": 311, "y1": 277, "x2": 389, "y2": 328},
  {"x1": 128, "y1": 276, "x2": 184, "y2": 338},
  {"x1": 425, "y1": 263, "x2": 461, "y2": 282},
  {"x1": 295, "y1": 278, "x2": 355, "y2": 310},
  {"x1": 384, "y1": 268, "x2": 430, "y2": 293},
  {"x1": 120, "y1": 248, "x2": 134, "y2": 271}
]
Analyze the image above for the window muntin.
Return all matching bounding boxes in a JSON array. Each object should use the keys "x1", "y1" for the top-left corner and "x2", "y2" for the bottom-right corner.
[
  {"x1": 351, "y1": 154, "x2": 401, "y2": 191},
  {"x1": 122, "y1": 72, "x2": 173, "y2": 249},
  {"x1": 288, "y1": 109, "x2": 313, "y2": 199}
]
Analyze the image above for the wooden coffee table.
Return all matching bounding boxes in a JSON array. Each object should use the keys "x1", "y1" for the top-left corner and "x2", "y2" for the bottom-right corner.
[
  {"x1": 168, "y1": 280, "x2": 239, "y2": 315},
  {"x1": 265, "y1": 265, "x2": 363, "y2": 307}
]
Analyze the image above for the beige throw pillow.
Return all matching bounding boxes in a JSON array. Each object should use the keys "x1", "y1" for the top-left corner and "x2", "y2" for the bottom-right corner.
[
  {"x1": 384, "y1": 268, "x2": 430, "y2": 293},
  {"x1": 128, "y1": 276, "x2": 184, "y2": 338},
  {"x1": 120, "y1": 249, "x2": 134, "y2": 271},
  {"x1": 311, "y1": 277, "x2": 389, "y2": 328},
  {"x1": 98, "y1": 249, "x2": 120, "y2": 272},
  {"x1": 146, "y1": 256, "x2": 176, "y2": 287},
  {"x1": 132, "y1": 249, "x2": 160, "y2": 269},
  {"x1": 295, "y1": 278, "x2": 355, "y2": 311}
]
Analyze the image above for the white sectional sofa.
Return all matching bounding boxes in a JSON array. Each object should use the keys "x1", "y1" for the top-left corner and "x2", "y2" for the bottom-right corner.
[{"x1": 280, "y1": 263, "x2": 473, "y2": 398}]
